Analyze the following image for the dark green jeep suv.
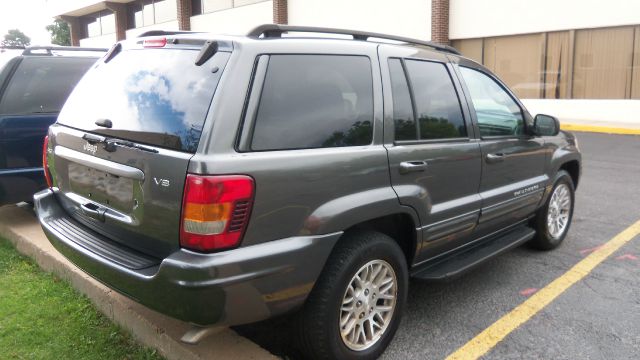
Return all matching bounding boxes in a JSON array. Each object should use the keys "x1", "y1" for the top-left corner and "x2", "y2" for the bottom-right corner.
[{"x1": 34, "y1": 25, "x2": 581, "y2": 359}]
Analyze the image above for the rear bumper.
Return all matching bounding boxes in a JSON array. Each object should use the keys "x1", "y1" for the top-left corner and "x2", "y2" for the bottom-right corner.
[{"x1": 34, "y1": 189, "x2": 341, "y2": 326}]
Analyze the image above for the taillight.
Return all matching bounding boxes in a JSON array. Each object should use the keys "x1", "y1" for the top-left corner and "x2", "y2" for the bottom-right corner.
[
  {"x1": 143, "y1": 37, "x2": 166, "y2": 48},
  {"x1": 180, "y1": 175, "x2": 254, "y2": 252},
  {"x1": 42, "y1": 135, "x2": 53, "y2": 188}
]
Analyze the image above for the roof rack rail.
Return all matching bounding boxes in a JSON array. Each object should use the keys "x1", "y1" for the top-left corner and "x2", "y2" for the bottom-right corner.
[
  {"x1": 247, "y1": 24, "x2": 461, "y2": 55},
  {"x1": 137, "y1": 30, "x2": 202, "y2": 38},
  {"x1": 22, "y1": 46, "x2": 107, "y2": 55}
]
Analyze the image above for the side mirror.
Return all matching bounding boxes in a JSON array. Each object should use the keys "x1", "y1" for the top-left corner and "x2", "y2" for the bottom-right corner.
[{"x1": 533, "y1": 114, "x2": 560, "y2": 136}]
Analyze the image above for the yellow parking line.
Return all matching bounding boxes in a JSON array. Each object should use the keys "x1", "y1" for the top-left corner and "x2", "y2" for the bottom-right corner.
[
  {"x1": 446, "y1": 219, "x2": 640, "y2": 360},
  {"x1": 560, "y1": 123, "x2": 640, "y2": 135}
]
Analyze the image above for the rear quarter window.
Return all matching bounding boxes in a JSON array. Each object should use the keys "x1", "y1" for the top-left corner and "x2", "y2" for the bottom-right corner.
[
  {"x1": 0, "y1": 57, "x2": 96, "y2": 115},
  {"x1": 250, "y1": 55, "x2": 374, "y2": 151}
]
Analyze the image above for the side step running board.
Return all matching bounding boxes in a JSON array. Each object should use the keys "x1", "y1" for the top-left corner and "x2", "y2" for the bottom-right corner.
[{"x1": 412, "y1": 225, "x2": 536, "y2": 282}]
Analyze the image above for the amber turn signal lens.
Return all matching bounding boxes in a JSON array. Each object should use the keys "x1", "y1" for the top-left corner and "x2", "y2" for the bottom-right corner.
[{"x1": 183, "y1": 202, "x2": 232, "y2": 222}]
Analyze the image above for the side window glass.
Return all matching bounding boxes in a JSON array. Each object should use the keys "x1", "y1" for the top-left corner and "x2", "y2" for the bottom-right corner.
[
  {"x1": 250, "y1": 55, "x2": 374, "y2": 151},
  {"x1": 388, "y1": 59, "x2": 417, "y2": 141},
  {"x1": 459, "y1": 67, "x2": 524, "y2": 137},
  {"x1": 0, "y1": 57, "x2": 95, "y2": 115},
  {"x1": 404, "y1": 60, "x2": 467, "y2": 140}
]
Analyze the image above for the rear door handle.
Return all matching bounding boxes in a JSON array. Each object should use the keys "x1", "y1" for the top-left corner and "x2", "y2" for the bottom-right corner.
[
  {"x1": 399, "y1": 161, "x2": 428, "y2": 174},
  {"x1": 486, "y1": 153, "x2": 505, "y2": 163}
]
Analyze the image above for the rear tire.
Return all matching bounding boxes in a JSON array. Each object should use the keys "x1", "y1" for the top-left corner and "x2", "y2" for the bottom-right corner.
[
  {"x1": 296, "y1": 231, "x2": 408, "y2": 360},
  {"x1": 530, "y1": 170, "x2": 575, "y2": 250}
]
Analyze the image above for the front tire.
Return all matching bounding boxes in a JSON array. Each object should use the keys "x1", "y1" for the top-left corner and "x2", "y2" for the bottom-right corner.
[
  {"x1": 530, "y1": 170, "x2": 575, "y2": 250},
  {"x1": 296, "y1": 231, "x2": 408, "y2": 360}
]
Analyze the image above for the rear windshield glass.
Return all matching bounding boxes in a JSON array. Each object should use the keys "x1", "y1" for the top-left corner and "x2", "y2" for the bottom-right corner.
[
  {"x1": 0, "y1": 57, "x2": 97, "y2": 115},
  {"x1": 57, "y1": 49, "x2": 229, "y2": 153}
]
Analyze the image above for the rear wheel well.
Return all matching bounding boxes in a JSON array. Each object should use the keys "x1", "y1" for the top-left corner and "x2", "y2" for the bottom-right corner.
[
  {"x1": 345, "y1": 213, "x2": 417, "y2": 266},
  {"x1": 560, "y1": 160, "x2": 580, "y2": 189}
]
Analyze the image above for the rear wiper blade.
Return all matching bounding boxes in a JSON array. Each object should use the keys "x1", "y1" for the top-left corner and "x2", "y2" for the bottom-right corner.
[
  {"x1": 81, "y1": 134, "x2": 158, "y2": 153},
  {"x1": 82, "y1": 133, "x2": 106, "y2": 144},
  {"x1": 105, "y1": 139, "x2": 159, "y2": 153}
]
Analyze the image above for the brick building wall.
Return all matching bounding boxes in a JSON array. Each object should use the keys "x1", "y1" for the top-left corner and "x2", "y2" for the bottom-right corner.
[
  {"x1": 273, "y1": 0, "x2": 288, "y2": 24},
  {"x1": 177, "y1": 0, "x2": 192, "y2": 31},
  {"x1": 60, "y1": 16, "x2": 81, "y2": 46},
  {"x1": 431, "y1": 0, "x2": 449, "y2": 44},
  {"x1": 105, "y1": 2, "x2": 128, "y2": 41}
]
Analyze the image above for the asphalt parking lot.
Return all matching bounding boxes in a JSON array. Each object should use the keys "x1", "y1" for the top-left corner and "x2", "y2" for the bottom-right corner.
[{"x1": 238, "y1": 132, "x2": 640, "y2": 359}]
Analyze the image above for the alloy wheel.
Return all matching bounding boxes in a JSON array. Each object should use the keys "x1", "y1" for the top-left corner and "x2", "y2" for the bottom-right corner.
[
  {"x1": 339, "y1": 259, "x2": 398, "y2": 351},
  {"x1": 547, "y1": 183, "x2": 572, "y2": 239}
]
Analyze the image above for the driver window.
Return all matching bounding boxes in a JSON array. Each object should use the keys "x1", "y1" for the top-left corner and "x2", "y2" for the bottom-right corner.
[{"x1": 460, "y1": 67, "x2": 524, "y2": 137}]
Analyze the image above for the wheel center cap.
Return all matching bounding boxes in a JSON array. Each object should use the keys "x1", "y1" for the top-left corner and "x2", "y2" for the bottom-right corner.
[{"x1": 361, "y1": 290, "x2": 371, "y2": 307}]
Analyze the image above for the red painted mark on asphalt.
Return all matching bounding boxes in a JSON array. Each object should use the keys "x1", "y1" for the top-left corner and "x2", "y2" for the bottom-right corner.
[
  {"x1": 616, "y1": 254, "x2": 638, "y2": 261},
  {"x1": 580, "y1": 245, "x2": 604, "y2": 255},
  {"x1": 519, "y1": 288, "x2": 538, "y2": 296}
]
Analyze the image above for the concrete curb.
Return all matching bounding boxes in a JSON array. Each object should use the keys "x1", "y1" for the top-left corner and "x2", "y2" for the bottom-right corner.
[
  {"x1": 561, "y1": 123, "x2": 640, "y2": 135},
  {"x1": 0, "y1": 205, "x2": 276, "y2": 360}
]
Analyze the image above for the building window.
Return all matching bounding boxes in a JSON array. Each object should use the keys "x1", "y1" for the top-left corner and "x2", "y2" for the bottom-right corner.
[
  {"x1": 192, "y1": 0, "x2": 269, "y2": 15},
  {"x1": 482, "y1": 34, "x2": 544, "y2": 99},
  {"x1": 154, "y1": 0, "x2": 178, "y2": 23},
  {"x1": 128, "y1": 0, "x2": 177, "y2": 28},
  {"x1": 633, "y1": 26, "x2": 640, "y2": 99},
  {"x1": 573, "y1": 27, "x2": 634, "y2": 99},
  {"x1": 452, "y1": 38, "x2": 482, "y2": 64},
  {"x1": 202, "y1": 0, "x2": 233, "y2": 14},
  {"x1": 452, "y1": 24, "x2": 640, "y2": 100},
  {"x1": 543, "y1": 31, "x2": 570, "y2": 99},
  {"x1": 82, "y1": 10, "x2": 116, "y2": 38}
]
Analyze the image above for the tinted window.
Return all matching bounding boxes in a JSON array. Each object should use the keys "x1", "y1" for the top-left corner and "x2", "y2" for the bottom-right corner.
[
  {"x1": 58, "y1": 49, "x2": 229, "y2": 153},
  {"x1": 0, "y1": 51, "x2": 19, "y2": 74},
  {"x1": 251, "y1": 55, "x2": 373, "y2": 151},
  {"x1": 388, "y1": 59, "x2": 416, "y2": 141},
  {"x1": 0, "y1": 54, "x2": 19, "y2": 86},
  {"x1": 0, "y1": 57, "x2": 96, "y2": 115},
  {"x1": 460, "y1": 67, "x2": 524, "y2": 137},
  {"x1": 404, "y1": 60, "x2": 467, "y2": 140}
]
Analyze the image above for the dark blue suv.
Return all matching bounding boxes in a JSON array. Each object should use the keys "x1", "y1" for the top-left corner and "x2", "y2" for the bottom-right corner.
[{"x1": 0, "y1": 46, "x2": 105, "y2": 206}]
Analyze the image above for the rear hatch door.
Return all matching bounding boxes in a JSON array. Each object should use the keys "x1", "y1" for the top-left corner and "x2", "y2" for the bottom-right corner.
[{"x1": 50, "y1": 39, "x2": 231, "y2": 257}]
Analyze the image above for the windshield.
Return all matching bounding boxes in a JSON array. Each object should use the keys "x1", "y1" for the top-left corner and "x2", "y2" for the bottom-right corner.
[{"x1": 57, "y1": 48, "x2": 230, "y2": 153}]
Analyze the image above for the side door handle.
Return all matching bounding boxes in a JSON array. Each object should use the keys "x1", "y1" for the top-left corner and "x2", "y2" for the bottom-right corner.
[
  {"x1": 486, "y1": 153, "x2": 505, "y2": 164},
  {"x1": 399, "y1": 161, "x2": 428, "y2": 174}
]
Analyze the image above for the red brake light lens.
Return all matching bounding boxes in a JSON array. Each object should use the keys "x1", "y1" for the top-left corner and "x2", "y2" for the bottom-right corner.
[
  {"x1": 180, "y1": 175, "x2": 254, "y2": 252},
  {"x1": 42, "y1": 135, "x2": 53, "y2": 188},
  {"x1": 143, "y1": 37, "x2": 167, "y2": 48}
]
